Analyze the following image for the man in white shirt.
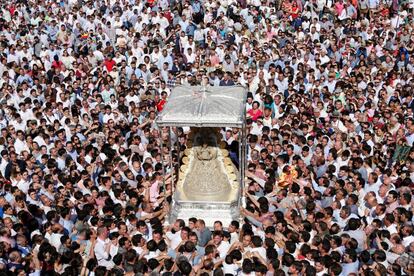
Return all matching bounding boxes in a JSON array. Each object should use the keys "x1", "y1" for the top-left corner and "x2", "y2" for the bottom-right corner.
[
  {"x1": 19, "y1": 102, "x2": 34, "y2": 123},
  {"x1": 250, "y1": 235, "x2": 267, "y2": 262},
  {"x1": 11, "y1": 115, "x2": 26, "y2": 132},
  {"x1": 406, "y1": 123, "x2": 414, "y2": 146},
  {"x1": 94, "y1": 226, "x2": 115, "y2": 269},
  {"x1": 334, "y1": 206, "x2": 359, "y2": 229},
  {"x1": 0, "y1": 151, "x2": 8, "y2": 177},
  {"x1": 368, "y1": 0, "x2": 379, "y2": 10},
  {"x1": 14, "y1": 131, "x2": 30, "y2": 155},
  {"x1": 102, "y1": 106, "x2": 116, "y2": 124},
  {"x1": 125, "y1": 90, "x2": 140, "y2": 105},
  {"x1": 364, "y1": 172, "x2": 382, "y2": 196},
  {"x1": 331, "y1": 113, "x2": 348, "y2": 133},
  {"x1": 166, "y1": 219, "x2": 185, "y2": 250},
  {"x1": 344, "y1": 218, "x2": 366, "y2": 252},
  {"x1": 46, "y1": 225, "x2": 64, "y2": 251},
  {"x1": 6, "y1": 48, "x2": 19, "y2": 65},
  {"x1": 340, "y1": 249, "x2": 359, "y2": 276},
  {"x1": 275, "y1": 74, "x2": 288, "y2": 92},
  {"x1": 383, "y1": 213, "x2": 398, "y2": 234},
  {"x1": 211, "y1": 231, "x2": 230, "y2": 259},
  {"x1": 228, "y1": 221, "x2": 240, "y2": 245}
]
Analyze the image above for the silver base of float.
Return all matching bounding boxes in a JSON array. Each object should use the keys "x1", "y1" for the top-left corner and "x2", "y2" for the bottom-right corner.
[{"x1": 169, "y1": 197, "x2": 241, "y2": 228}]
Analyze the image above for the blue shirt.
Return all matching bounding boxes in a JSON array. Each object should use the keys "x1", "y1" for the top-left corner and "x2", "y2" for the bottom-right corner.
[
  {"x1": 192, "y1": 1, "x2": 202, "y2": 13},
  {"x1": 16, "y1": 75, "x2": 33, "y2": 86},
  {"x1": 198, "y1": 228, "x2": 212, "y2": 247},
  {"x1": 186, "y1": 24, "x2": 196, "y2": 37}
]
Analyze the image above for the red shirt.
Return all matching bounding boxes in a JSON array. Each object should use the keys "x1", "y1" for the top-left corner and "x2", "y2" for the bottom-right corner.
[
  {"x1": 247, "y1": 109, "x2": 263, "y2": 121},
  {"x1": 156, "y1": 99, "x2": 167, "y2": 112},
  {"x1": 163, "y1": 11, "x2": 173, "y2": 23},
  {"x1": 52, "y1": 60, "x2": 63, "y2": 70},
  {"x1": 104, "y1": 59, "x2": 116, "y2": 72},
  {"x1": 9, "y1": 5, "x2": 16, "y2": 16},
  {"x1": 75, "y1": 69, "x2": 83, "y2": 78},
  {"x1": 291, "y1": 6, "x2": 299, "y2": 19}
]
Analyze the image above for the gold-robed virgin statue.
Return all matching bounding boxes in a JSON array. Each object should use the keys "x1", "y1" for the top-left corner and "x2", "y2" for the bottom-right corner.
[{"x1": 182, "y1": 128, "x2": 232, "y2": 201}]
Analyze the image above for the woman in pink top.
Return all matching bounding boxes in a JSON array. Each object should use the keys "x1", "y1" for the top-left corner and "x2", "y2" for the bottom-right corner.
[
  {"x1": 266, "y1": 25, "x2": 276, "y2": 41},
  {"x1": 247, "y1": 101, "x2": 264, "y2": 122},
  {"x1": 209, "y1": 50, "x2": 220, "y2": 66},
  {"x1": 335, "y1": 0, "x2": 345, "y2": 16}
]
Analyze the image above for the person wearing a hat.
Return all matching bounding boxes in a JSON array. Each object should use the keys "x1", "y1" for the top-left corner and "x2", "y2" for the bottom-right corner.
[
  {"x1": 331, "y1": 110, "x2": 347, "y2": 132},
  {"x1": 223, "y1": 55, "x2": 235, "y2": 73},
  {"x1": 250, "y1": 116, "x2": 264, "y2": 135}
]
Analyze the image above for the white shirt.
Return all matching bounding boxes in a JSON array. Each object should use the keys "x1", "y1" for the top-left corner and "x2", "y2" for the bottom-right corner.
[
  {"x1": 102, "y1": 113, "x2": 115, "y2": 124},
  {"x1": 144, "y1": 250, "x2": 159, "y2": 260},
  {"x1": 368, "y1": 0, "x2": 379, "y2": 9},
  {"x1": 125, "y1": 94, "x2": 140, "y2": 104},
  {"x1": 334, "y1": 213, "x2": 359, "y2": 228},
  {"x1": 340, "y1": 261, "x2": 359, "y2": 276},
  {"x1": 407, "y1": 132, "x2": 414, "y2": 147},
  {"x1": 251, "y1": 246, "x2": 267, "y2": 262},
  {"x1": 223, "y1": 263, "x2": 239, "y2": 275},
  {"x1": 345, "y1": 230, "x2": 366, "y2": 251},
  {"x1": 217, "y1": 241, "x2": 230, "y2": 259},
  {"x1": 20, "y1": 109, "x2": 34, "y2": 123},
  {"x1": 0, "y1": 158, "x2": 8, "y2": 177},
  {"x1": 94, "y1": 238, "x2": 115, "y2": 269},
  {"x1": 17, "y1": 180, "x2": 30, "y2": 194},
  {"x1": 364, "y1": 181, "x2": 382, "y2": 197},
  {"x1": 250, "y1": 123, "x2": 263, "y2": 136},
  {"x1": 46, "y1": 232, "x2": 63, "y2": 251},
  {"x1": 230, "y1": 232, "x2": 239, "y2": 245},
  {"x1": 132, "y1": 245, "x2": 143, "y2": 255},
  {"x1": 166, "y1": 230, "x2": 182, "y2": 250},
  {"x1": 331, "y1": 119, "x2": 347, "y2": 132},
  {"x1": 14, "y1": 138, "x2": 29, "y2": 155},
  {"x1": 402, "y1": 235, "x2": 414, "y2": 247},
  {"x1": 385, "y1": 223, "x2": 398, "y2": 235}
]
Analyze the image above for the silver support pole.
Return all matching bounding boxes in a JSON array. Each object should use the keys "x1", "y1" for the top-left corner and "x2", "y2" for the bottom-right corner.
[
  {"x1": 238, "y1": 128, "x2": 242, "y2": 193},
  {"x1": 177, "y1": 128, "x2": 182, "y2": 162},
  {"x1": 171, "y1": 126, "x2": 182, "y2": 224},
  {"x1": 238, "y1": 125, "x2": 246, "y2": 223},
  {"x1": 160, "y1": 129, "x2": 167, "y2": 201},
  {"x1": 166, "y1": 126, "x2": 177, "y2": 225},
  {"x1": 169, "y1": 127, "x2": 175, "y2": 196},
  {"x1": 240, "y1": 126, "x2": 246, "y2": 198}
]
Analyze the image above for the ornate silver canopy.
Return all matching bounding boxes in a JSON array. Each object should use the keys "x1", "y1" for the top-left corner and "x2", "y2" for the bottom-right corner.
[{"x1": 156, "y1": 85, "x2": 248, "y2": 127}]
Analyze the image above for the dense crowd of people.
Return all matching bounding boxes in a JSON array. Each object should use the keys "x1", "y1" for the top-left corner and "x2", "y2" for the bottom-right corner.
[{"x1": 0, "y1": 0, "x2": 414, "y2": 275}]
